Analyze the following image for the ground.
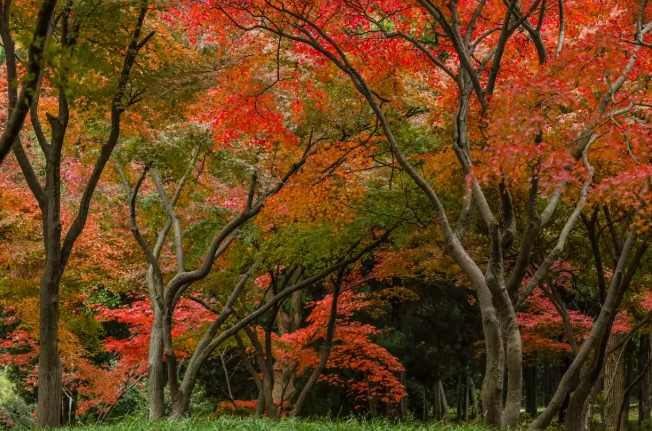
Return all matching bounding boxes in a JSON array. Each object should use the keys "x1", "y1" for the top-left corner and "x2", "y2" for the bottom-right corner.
[{"x1": 61, "y1": 417, "x2": 491, "y2": 431}]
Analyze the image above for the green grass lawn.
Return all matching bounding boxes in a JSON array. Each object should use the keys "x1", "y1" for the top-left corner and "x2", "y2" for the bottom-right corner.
[{"x1": 60, "y1": 417, "x2": 490, "y2": 431}]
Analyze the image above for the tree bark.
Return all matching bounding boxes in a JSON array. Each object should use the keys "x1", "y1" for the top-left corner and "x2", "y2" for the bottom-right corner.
[
  {"x1": 605, "y1": 334, "x2": 627, "y2": 431},
  {"x1": 432, "y1": 379, "x2": 449, "y2": 420},
  {"x1": 37, "y1": 259, "x2": 63, "y2": 427},
  {"x1": 147, "y1": 312, "x2": 165, "y2": 420},
  {"x1": 565, "y1": 327, "x2": 611, "y2": 431},
  {"x1": 639, "y1": 336, "x2": 652, "y2": 427},
  {"x1": 399, "y1": 371, "x2": 408, "y2": 418},
  {"x1": 433, "y1": 380, "x2": 442, "y2": 419},
  {"x1": 525, "y1": 365, "x2": 538, "y2": 417},
  {"x1": 531, "y1": 229, "x2": 647, "y2": 429}
]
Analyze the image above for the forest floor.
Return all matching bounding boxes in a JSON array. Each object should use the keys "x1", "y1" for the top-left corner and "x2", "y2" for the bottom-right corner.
[{"x1": 60, "y1": 417, "x2": 491, "y2": 431}]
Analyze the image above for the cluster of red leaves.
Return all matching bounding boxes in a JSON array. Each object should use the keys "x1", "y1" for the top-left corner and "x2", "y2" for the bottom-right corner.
[
  {"x1": 95, "y1": 297, "x2": 217, "y2": 367},
  {"x1": 275, "y1": 289, "x2": 406, "y2": 406}
]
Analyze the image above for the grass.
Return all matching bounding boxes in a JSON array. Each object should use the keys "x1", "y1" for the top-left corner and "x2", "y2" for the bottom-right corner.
[{"x1": 60, "y1": 417, "x2": 491, "y2": 431}]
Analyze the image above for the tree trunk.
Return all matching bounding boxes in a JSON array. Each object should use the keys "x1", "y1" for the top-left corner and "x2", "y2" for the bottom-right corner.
[
  {"x1": 161, "y1": 301, "x2": 190, "y2": 421},
  {"x1": 273, "y1": 287, "x2": 302, "y2": 409},
  {"x1": 256, "y1": 388, "x2": 266, "y2": 416},
  {"x1": 532, "y1": 233, "x2": 644, "y2": 429},
  {"x1": 169, "y1": 392, "x2": 191, "y2": 419},
  {"x1": 147, "y1": 312, "x2": 165, "y2": 420},
  {"x1": 469, "y1": 375, "x2": 478, "y2": 419},
  {"x1": 293, "y1": 271, "x2": 342, "y2": 417},
  {"x1": 458, "y1": 371, "x2": 465, "y2": 422},
  {"x1": 480, "y1": 309, "x2": 505, "y2": 428},
  {"x1": 526, "y1": 365, "x2": 538, "y2": 417},
  {"x1": 433, "y1": 379, "x2": 449, "y2": 420},
  {"x1": 441, "y1": 379, "x2": 450, "y2": 417},
  {"x1": 61, "y1": 390, "x2": 77, "y2": 426},
  {"x1": 605, "y1": 334, "x2": 627, "y2": 431},
  {"x1": 464, "y1": 372, "x2": 470, "y2": 422},
  {"x1": 37, "y1": 171, "x2": 63, "y2": 429},
  {"x1": 433, "y1": 380, "x2": 442, "y2": 419},
  {"x1": 543, "y1": 365, "x2": 550, "y2": 406},
  {"x1": 399, "y1": 371, "x2": 408, "y2": 418},
  {"x1": 565, "y1": 327, "x2": 612, "y2": 431},
  {"x1": 273, "y1": 366, "x2": 295, "y2": 409},
  {"x1": 37, "y1": 268, "x2": 62, "y2": 428},
  {"x1": 423, "y1": 384, "x2": 428, "y2": 422},
  {"x1": 624, "y1": 342, "x2": 633, "y2": 429},
  {"x1": 639, "y1": 335, "x2": 652, "y2": 427},
  {"x1": 497, "y1": 295, "x2": 523, "y2": 428}
]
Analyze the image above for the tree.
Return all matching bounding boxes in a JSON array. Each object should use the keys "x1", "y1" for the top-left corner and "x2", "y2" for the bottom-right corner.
[{"x1": 194, "y1": 1, "x2": 652, "y2": 427}]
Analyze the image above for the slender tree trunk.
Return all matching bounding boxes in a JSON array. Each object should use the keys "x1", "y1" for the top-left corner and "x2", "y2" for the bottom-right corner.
[
  {"x1": 293, "y1": 276, "x2": 341, "y2": 416},
  {"x1": 147, "y1": 312, "x2": 165, "y2": 420},
  {"x1": 624, "y1": 343, "x2": 633, "y2": 429},
  {"x1": 433, "y1": 380, "x2": 442, "y2": 419},
  {"x1": 457, "y1": 372, "x2": 463, "y2": 422},
  {"x1": 532, "y1": 229, "x2": 645, "y2": 430},
  {"x1": 565, "y1": 328, "x2": 612, "y2": 431},
  {"x1": 543, "y1": 365, "x2": 550, "y2": 406},
  {"x1": 639, "y1": 336, "x2": 652, "y2": 427},
  {"x1": 464, "y1": 371, "x2": 470, "y2": 422},
  {"x1": 433, "y1": 379, "x2": 449, "y2": 420},
  {"x1": 469, "y1": 375, "x2": 478, "y2": 419},
  {"x1": 399, "y1": 371, "x2": 408, "y2": 419},
  {"x1": 423, "y1": 384, "x2": 428, "y2": 422},
  {"x1": 526, "y1": 365, "x2": 538, "y2": 417},
  {"x1": 441, "y1": 379, "x2": 450, "y2": 417},
  {"x1": 235, "y1": 333, "x2": 265, "y2": 416},
  {"x1": 61, "y1": 390, "x2": 77, "y2": 426},
  {"x1": 605, "y1": 334, "x2": 627, "y2": 431}
]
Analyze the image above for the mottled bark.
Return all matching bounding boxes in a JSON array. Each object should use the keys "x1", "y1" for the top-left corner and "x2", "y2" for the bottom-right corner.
[
  {"x1": 604, "y1": 334, "x2": 627, "y2": 431},
  {"x1": 147, "y1": 313, "x2": 165, "y2": 420}
]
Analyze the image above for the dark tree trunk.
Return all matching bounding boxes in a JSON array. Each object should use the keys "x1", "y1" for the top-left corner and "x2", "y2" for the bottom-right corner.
[
  {"x1": 293, "y1": 272, "x2": 342, "y2": 416},
  {"x1": 37, "y1": 263, "x2": 63, "y2": 428},
  {"x1": 639, "y1": 335, "x2": 652, "y2": 427},
  {"x1": 526, "y1": 365, "x2": 538, "y2": 417},
  {"x1": 464, "y1": 372, "x2": 470, "y2": 422},
  {"x1": 543, "y1": 365, "x2": 550, "y2": 406},
  {"x1": 457, "y1": 371, "x2": 463, "y2": 421},
  {"x1": 468, "y1": 375, "x2": 478, "y2": 419},
  {"x1": 423, "y1": 384, "x2": 428, "y2": 422},
  {"x1": 399, "y1": 371, "x2": 408, "y2": 419},
  {"x1": 624, "y1": 342, "x2": 634, "y2": 429},
  {"x1": 38, "y1": 141, "x2": 64, "y2": 428},
  {"x1": 559, "y1": 392, "x2": 570, "y2": 424}
]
